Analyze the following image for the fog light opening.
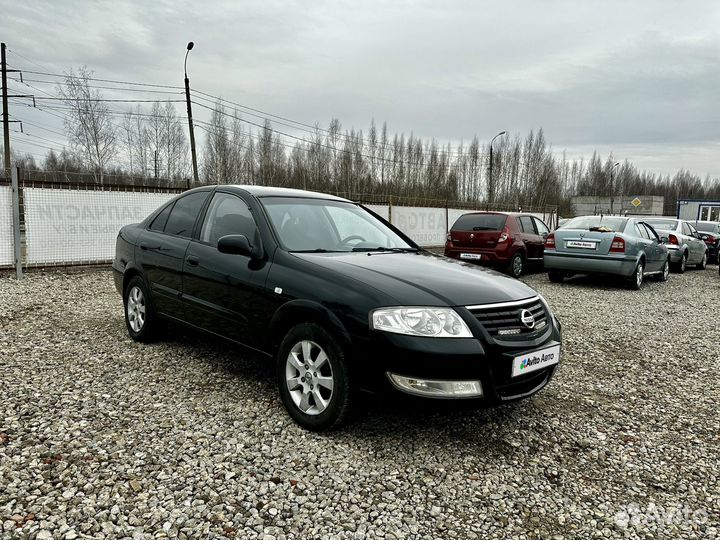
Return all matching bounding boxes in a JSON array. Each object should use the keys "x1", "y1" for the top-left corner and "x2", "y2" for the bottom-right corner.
[{"x1": 387, "y1": 373, "x2": 483, "y2": 398}]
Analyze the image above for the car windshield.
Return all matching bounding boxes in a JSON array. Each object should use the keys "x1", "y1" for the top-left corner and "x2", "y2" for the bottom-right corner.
[
  {"x1": 694, "y1": 222, "x2": 719, "y2": 232},
  {"x1": 261, "y1": 197, "x2": 415, "y2": 252},
  {"x1": 452, "y1": 213, "x2": 507, "y2": 231},
  {"x1": 561, "y1": 216, "x2": 628, "y2": 232},
  {"x1": 644, "y1": 219, "x2": 678, "y2": 230}
]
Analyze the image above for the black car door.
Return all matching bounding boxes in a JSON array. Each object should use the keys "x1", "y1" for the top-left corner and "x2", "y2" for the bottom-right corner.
[
  {"x1": 137, "y1": 190, "x2": 211, "y2": 319},
  {"x1": 182, "y1": 190, "x2": 273, "y2": 350}
]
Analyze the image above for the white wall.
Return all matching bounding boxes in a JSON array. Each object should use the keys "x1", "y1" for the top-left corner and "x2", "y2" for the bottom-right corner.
[
  {"x1": 0, "y1": 187, "x2": 13, "y2": 266},
  {"x1": 24, "y1": 189, "x2": 175, "y2": 264}
]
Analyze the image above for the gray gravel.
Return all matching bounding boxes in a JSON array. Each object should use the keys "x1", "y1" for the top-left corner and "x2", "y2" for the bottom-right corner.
[{"x1": 1, "y1": 267, "x2": 719, "y2": 539}]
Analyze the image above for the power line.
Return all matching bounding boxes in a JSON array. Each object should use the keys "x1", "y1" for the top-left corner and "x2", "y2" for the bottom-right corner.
[
  {"x1": 8, "y1": 66, "x2": 183, "y2": 90},
  {"x1": 9, "y1": 76, "x2": 184, "y2": 96}
]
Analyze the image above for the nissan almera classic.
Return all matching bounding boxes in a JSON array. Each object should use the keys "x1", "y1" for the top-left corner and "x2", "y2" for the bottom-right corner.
[{"x1": 113, "y1": 186, "x2": 562, "y2": 430}]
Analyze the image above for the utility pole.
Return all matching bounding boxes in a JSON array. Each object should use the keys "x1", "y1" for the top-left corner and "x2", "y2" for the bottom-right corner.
[
  {"x1": 184, "y1": 42, "x2": 199, "y2": 189},
  {"x1": 2, "y1": 43, "x2": 10, "y2": 180},
  {"x1": 610, "y1": 161, "x2": 620, "y2": 214},
  {"x1": 487, "y1": 131, "x2": 506, "y2": 207},
  {"x1": 1, "y1": 43, "x2": 30, "y2": 180}
]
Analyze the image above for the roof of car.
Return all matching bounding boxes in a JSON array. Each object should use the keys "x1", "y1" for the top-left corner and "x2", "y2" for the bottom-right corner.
[{"x1": 222, "y1": 185, "x2": 350, "y2": 201}]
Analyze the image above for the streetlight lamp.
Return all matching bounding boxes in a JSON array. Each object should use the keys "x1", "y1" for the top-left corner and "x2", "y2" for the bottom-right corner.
[
  {"x1": 184, "y1": 41, "x2": 199, "y2": 189},
  {"x1": 487, "y1": 131, "x2": 507, "y2": 206},
  {"x1": 610, "y1": 161, "x2": 620, "y2": 214}
]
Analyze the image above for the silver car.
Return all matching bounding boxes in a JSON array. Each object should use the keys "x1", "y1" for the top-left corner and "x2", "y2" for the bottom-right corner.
[
  {"x1": 544, "y1": 215, "x2": 669, "y2": 289},
  {"x1": 644, "y1": 218, "x2": 708, "y2": 272}
]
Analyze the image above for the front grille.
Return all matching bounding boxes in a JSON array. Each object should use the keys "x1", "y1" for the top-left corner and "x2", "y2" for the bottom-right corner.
[{"x1": 468, "y1": 297, "x2": 548, "y2": 339}]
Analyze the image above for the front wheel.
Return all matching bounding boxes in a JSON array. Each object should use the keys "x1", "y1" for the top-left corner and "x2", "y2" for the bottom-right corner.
[
  {"x1": 674, "y1": 252, "x2": 687, "y2": 273},
  {"x1": 656, "y1": 258, "x2": 670, "y2": 282},
  {"x1": 627, "y1": 260, "x2": 644, "y2": 290},
  {"x1": 276, "y1": 323, "x2": 352, "y2": 431},
  {"x1": 696, "y1": 251, "x2": 708, "y2": 270}
]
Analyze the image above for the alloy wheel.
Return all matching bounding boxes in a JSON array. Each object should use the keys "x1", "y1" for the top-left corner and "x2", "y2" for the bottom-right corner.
[
  {"x1": 701, "y1": 252, "x2": 708, "y2": 269},
  {"x1": 126, "y1": 285, "x2": 146, "y2": 332},
  {"x1": 512, "y1": 255, "x2": 523, "y2": 277},
  {"x1": 636, "y1": 263, "x2": 644, "y2": 288},
  {"x1": 285, "y1": 340, "x2": 334, "y2": 415},
  {"x1": 680, "y1": 254, "x2": 686, "y2": 272},
  {"x1": 663, "y1": 260, "x2": 669, "y2": 280}
]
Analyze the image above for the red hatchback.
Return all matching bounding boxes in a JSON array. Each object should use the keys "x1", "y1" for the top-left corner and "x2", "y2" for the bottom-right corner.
[{"x1": 444, "y1": 212, "x2": 551, "y2": 277}]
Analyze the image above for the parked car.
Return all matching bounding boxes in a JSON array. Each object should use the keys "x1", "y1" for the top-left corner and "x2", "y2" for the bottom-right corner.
[
  {"x1": 444, "y1": 212, "x2": 551, "y2": 278},
  {"x1": 114, "y1": 186, "x2": 562, "y2": 430},
  {"x1": 643, "y1": 218, "x2": 708, "y2": 272},
  {"x1": 692, "y1": 221, "x2": 720, "y2": 263},
  {"x1": 544, "y1": 215, "x2": 669, "y2": 289}
]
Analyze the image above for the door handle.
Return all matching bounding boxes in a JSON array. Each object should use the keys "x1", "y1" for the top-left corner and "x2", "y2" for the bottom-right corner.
[{"x1": 186, "y1": 256, "x2": 199, "y2": 266}]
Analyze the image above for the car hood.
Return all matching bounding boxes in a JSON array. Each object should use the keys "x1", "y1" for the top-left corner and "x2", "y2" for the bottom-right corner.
[{"x1": 292, "y1": 251, "x2": 538, "y2": 307}]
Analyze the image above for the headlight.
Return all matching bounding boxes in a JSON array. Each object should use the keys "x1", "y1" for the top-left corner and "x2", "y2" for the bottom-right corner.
[{"x1": 371, "y1": 307, "x2": 473, "y2": 337}]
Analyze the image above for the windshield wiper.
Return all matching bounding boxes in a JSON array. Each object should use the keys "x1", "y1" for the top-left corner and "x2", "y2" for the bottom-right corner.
[
  {"x1": 351, "y1": 246, "x2": 418, "y2": 253},
  {"x1": 290, "y1": 248, "x2": 341, "y2": 253}
]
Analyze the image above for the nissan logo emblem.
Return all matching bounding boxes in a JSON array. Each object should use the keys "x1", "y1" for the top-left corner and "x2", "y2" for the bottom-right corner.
[{"x1": 520, "y1": 309, "x2": 535, "y2": 329}]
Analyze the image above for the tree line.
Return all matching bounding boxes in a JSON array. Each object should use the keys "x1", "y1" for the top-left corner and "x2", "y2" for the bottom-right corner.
[{"x1": 4, "y1": 68, "x2": 718, "y2": 215}]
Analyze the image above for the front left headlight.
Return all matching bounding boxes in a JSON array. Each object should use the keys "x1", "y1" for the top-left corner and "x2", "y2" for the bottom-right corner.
[{"x1": 371, "y1": 307, "x2": 473, "y2": 338}]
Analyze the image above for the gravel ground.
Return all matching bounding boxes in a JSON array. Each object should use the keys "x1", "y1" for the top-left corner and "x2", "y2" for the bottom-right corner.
[{"x1": 1, "y1": 266, "x2": 719, "y2": 540}]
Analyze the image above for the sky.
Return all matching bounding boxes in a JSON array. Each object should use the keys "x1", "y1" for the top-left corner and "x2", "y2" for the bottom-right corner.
[{"x1": 4, "y1": 0, "x2": 719, "y2": 178}]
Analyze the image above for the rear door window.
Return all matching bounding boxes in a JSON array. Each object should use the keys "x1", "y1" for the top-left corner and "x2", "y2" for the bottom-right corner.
[
  {"x1": 452, "y1": 214, "x2": 507, "y2": 231},
  {"x1": 149, "y1": 202, "x2": 173, "y2": 232},
  {"x1": 518, "y1": 216, "x2": 536, "y2": 234},
  {"x1": 164, "y1": 191, "x2": 210, "y2": 238},
  {"x1": 533, "y1": 218, "x2": 550, "y2": 236}
]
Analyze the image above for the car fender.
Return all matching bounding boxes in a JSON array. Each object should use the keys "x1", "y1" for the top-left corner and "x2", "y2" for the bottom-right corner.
[{"x1": 269, "y1": 299, "x2": 353, "y2": 353}]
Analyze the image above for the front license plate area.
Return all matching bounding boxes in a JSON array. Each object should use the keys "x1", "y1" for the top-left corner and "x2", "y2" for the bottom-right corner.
[
  {"x1": 512, "y1": 345, "x2": 560, "y2": 377},
  {"x1": 460, "y1": 253, "x2": 482, "y2": 260}
]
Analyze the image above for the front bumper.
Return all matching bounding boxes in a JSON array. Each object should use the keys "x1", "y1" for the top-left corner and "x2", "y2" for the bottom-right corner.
[
  {"x1": 544, "y1": 251, "x2": 637, "y2": 277},
  {"x1": 352, "y1": 315, "x2": 562, "y2": 404}
]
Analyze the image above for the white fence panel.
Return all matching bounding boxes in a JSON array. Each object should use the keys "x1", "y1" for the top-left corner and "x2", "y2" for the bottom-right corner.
[
  {"x1": 24, "y1": 189, "x2": 175, "y2": 264},
  {"x1": 0, "y1": 186, "x2": 13, "y2": 266},
  {"x1": 391, "y1": 206, "x2": 447, "y2": 247},
  {"x1": 364, "y1": 204, "x2": 389, "y2": 221}
]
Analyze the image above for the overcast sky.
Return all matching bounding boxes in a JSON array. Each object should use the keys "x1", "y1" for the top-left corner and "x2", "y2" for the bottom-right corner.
[{"x1": 5, "y1": 0, "x2": 720, "y2": 178}]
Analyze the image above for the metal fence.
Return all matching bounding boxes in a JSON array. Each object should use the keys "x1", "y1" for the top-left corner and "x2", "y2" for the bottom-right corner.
[{"x1": 0, "y1": 168, "x2": 558, "y2": 278}]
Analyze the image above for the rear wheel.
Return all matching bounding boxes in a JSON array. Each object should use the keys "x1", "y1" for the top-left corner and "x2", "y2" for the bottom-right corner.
[
  {"x1": 276, "y1": 323, "x2": 352, "y2": 431},
  {"x1": 506, "y1": 252, "x2": 525, "y2": 278},
  {"x1": 627, "y1": 260, "x2": 644, "y2": 290},
  {"x1": 696, "y1": 251, "x2": 708, "y2": 270},
  {"x1": 548, "y1": 271, "x2": 565, "y2": 283},
  {"x1": 674, "y1": 252, "x2": 687, "y2": 273},
  {"x1": 124, "y1": 276, "x2": 161, "y2": 342}
]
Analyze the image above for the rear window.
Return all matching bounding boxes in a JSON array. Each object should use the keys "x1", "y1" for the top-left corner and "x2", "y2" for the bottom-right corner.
[
  {"x1": 644, "y1": 219, "x2": 678, "y2": 230},
  {"x1": 561, "y1": 216, "x2": 628, "y2": 233},
  {"x1": 695, "y1": 222, "x2": 719, "y2": 232},
  {"x1": 452, "y1": 214, "x2": 507, "y2": 231}
]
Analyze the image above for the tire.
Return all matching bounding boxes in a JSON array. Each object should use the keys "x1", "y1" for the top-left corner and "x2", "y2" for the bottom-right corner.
[
  {"x1": 276, "y1": 323, "x2": 352, "y2": 431},
  {"x1": 124, "y1": 276, "x2": 161, "y2": 342},
  {"x1": 656, "y1": 258, "x2": 670, "y2": 282},
  {"x1": 627, "y1": 260, "x2": 644, "y2": 290},
  {"x1": 674, "y1": 252, "x2": 687, "y2": 273},
  {"x1": 506, "y1": 252, "x2": 525, "y2": 278},
  {"x1": 696, "y1": 251, "x2": 708, "y2": 270},
  {"x1": 548, "y1": 271, "x2": 565, "y2": 283}
]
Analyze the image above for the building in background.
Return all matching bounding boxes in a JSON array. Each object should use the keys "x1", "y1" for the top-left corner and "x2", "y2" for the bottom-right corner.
[
  {"x1": 570, "y1": 196, "x2": 665, "y2": 217},
  {"x1": 676, "y1": 199, "x2": 720, "y2": 222}
]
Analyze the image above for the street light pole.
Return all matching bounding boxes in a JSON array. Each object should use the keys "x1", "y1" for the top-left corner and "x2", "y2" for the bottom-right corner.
[
  {"x1": 488, "y1": 130, "x2": 506, "y2": 207},
  {"x1": 610, "y1": 161, "x2": 620, "y2": 214},
  {"x1": 184, "y1": 42, "x2": 199, "y2": 189}
]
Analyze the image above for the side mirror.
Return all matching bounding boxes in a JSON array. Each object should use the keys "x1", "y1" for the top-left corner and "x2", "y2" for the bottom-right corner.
[
  {"x1": 660, "y1": 236, "x2": 669, "y2": 244},
  {"x1": 218, "y1": 234, "x2": 256, "y2": 257},
  {"x1": 540, "y1": 231, "x2": 548, "y2": 239}
]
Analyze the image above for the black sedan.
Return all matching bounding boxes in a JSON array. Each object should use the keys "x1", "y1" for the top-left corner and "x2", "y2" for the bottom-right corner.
[{"x1": 113, "y1": 186, "x2": 562, "y2": 430}]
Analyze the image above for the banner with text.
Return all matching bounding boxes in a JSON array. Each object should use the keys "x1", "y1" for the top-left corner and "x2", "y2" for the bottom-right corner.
[
  {"x1": 0, "y1": 187, "x2": 14, "y2": 267},
  {"x1": 24, "y1": 188, "x2": 175, "y2": 264}
]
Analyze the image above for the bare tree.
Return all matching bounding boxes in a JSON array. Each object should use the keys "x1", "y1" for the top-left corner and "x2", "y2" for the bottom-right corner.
[{"x1": 58, "y1": 67, "x2": 117, "y2": 184}]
